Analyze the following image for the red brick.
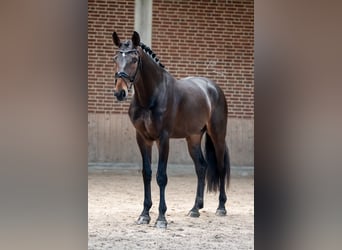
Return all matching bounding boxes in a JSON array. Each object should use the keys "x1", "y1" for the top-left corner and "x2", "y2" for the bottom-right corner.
[{"x1": 88, "y1": 0, "x2": 254, "y2": 118}]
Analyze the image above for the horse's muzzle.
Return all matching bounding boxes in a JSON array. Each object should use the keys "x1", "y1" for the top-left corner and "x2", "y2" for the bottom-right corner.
[{"x1": 114, "y1": 89, "x2": 126, "y2": 101}]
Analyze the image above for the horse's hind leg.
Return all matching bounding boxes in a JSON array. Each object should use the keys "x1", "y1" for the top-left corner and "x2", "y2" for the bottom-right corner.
[
  {"x1": 217, "y1": 146, "x2": 230, "y2": 215},
  {"x1": 186, "y1": 134, "x2": 207, "y2": 217},
  {"x1": 209, "y1": 132, "x2": 229, "y2": 216},
  {"x1": 216, "y1": 145, "x2": 229, "y2": 216},
  {"x1": 207, "y1": 113, "x2": 229, "y2": 216}
]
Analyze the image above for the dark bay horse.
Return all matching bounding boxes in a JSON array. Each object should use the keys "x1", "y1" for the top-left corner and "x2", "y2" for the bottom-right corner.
[{"x1": 112, "y1": 31, "x2": 230, "y2": 228}]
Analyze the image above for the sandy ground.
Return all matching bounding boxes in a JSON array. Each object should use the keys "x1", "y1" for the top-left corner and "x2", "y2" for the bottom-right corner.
[{"x1": 88, "y1": 169, "x2": 254, "y2": 249}]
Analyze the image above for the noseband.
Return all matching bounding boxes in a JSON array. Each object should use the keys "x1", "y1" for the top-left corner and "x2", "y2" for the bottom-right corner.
[{"x1": 114, "y1": 49, "x2": 141, "y2": 90}]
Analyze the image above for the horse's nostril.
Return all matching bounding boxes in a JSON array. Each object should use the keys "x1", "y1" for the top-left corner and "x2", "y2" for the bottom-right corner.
[{"x1": 114, "y1": 89, "x2": 127, "y2": 101}]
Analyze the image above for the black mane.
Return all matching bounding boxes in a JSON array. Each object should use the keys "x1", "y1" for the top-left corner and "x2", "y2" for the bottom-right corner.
[{"x1": 140, "y1": 42, "x2": 165, "y2": 68}]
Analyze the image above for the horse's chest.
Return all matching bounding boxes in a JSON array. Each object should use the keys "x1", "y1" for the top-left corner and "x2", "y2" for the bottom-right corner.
[{"x1": 130, "y1": 109, "x2": 161, "y2": 140}]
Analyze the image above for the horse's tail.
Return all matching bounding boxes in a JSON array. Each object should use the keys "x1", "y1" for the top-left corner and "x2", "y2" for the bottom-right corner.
[{"x1": 205, "y1": 133, "x2": 230, "y2": 193}]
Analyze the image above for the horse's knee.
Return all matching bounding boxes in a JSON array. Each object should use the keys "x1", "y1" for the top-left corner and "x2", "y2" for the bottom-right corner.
[
  {"x1": 156, "y1": 173, "x2": 168, "y2": 187},
  {"x1": 142, "y1": 168, "x2": 152, "y2": 182}
]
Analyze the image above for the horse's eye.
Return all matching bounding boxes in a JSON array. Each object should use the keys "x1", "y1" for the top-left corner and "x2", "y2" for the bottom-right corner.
[
  {"x1": 113, "y1": 55, "x2": 118, "y2": 61},
  {"x1": 132, "y1": 58, "x2": 138, "y2": 64}
]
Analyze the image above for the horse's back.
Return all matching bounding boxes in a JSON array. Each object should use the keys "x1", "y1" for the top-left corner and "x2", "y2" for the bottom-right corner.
[
  {"x1": 168, "y1": 76, "x2": 225, "y2": 138},
  {"x1": 176, "y1": 76, "x2": 222, "y2": 106},
  {"x1": 177, "y1": 76, "x2": 227, "y2": 125}
]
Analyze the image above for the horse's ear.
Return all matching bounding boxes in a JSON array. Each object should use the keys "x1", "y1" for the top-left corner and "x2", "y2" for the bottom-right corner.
[
  {"x1": 112, "y1": 31, "x2": 121, "y2": 47},
  {"x1": 132, "y1": 31, "x2": 140, "y2": 47}
]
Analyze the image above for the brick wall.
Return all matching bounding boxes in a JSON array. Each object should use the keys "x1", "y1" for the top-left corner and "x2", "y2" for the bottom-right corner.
[
  {"x1": 88, "y1": 0, "x2": 135, "y2": 113},
  {"x1": 88, "y1": 0, "x2": 254, "y2": 119}
]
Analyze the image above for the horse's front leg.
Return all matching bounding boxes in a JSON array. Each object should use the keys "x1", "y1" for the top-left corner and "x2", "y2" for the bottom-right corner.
[
  {"x1": 136, "y1": 132, "x2": 153, "y2": 224},
  {"x1": 155, "y1": 132, "x2": 170, "y2": 228}
]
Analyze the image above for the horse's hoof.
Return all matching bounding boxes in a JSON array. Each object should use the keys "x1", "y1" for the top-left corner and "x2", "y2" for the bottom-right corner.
[
  {"x1": 155, "y1": 220, "x2": 167, "y2": 229},
  {"x1": 136, "y1": 215, "x2": 150, "y2": 224},
  {"x1": 188, "y1": 209, "x2": 200, "y2": 217},
  {"x1": 215, "y1": 208, "x2": 227, "y2": 216}
]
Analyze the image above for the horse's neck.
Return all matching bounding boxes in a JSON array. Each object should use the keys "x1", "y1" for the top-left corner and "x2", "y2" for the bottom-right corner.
[{"x1": 133, "y1": 57, "x2": 166, "y2": 109}]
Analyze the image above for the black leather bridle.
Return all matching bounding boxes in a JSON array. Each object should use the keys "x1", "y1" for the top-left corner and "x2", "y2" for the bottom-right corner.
[{"x1": 114, "y1": 49, "x2": 141, "y2": 90}]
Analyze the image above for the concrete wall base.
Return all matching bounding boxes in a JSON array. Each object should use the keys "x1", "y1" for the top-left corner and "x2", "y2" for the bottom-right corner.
[{"x1": 88, "y1": 113, "x2": 253, "y2": 166}]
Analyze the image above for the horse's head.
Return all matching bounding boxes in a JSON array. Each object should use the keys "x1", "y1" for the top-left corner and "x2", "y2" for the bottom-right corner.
[{"x1": 112, "y1": 31, "x2": 141, "y2": 101}]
